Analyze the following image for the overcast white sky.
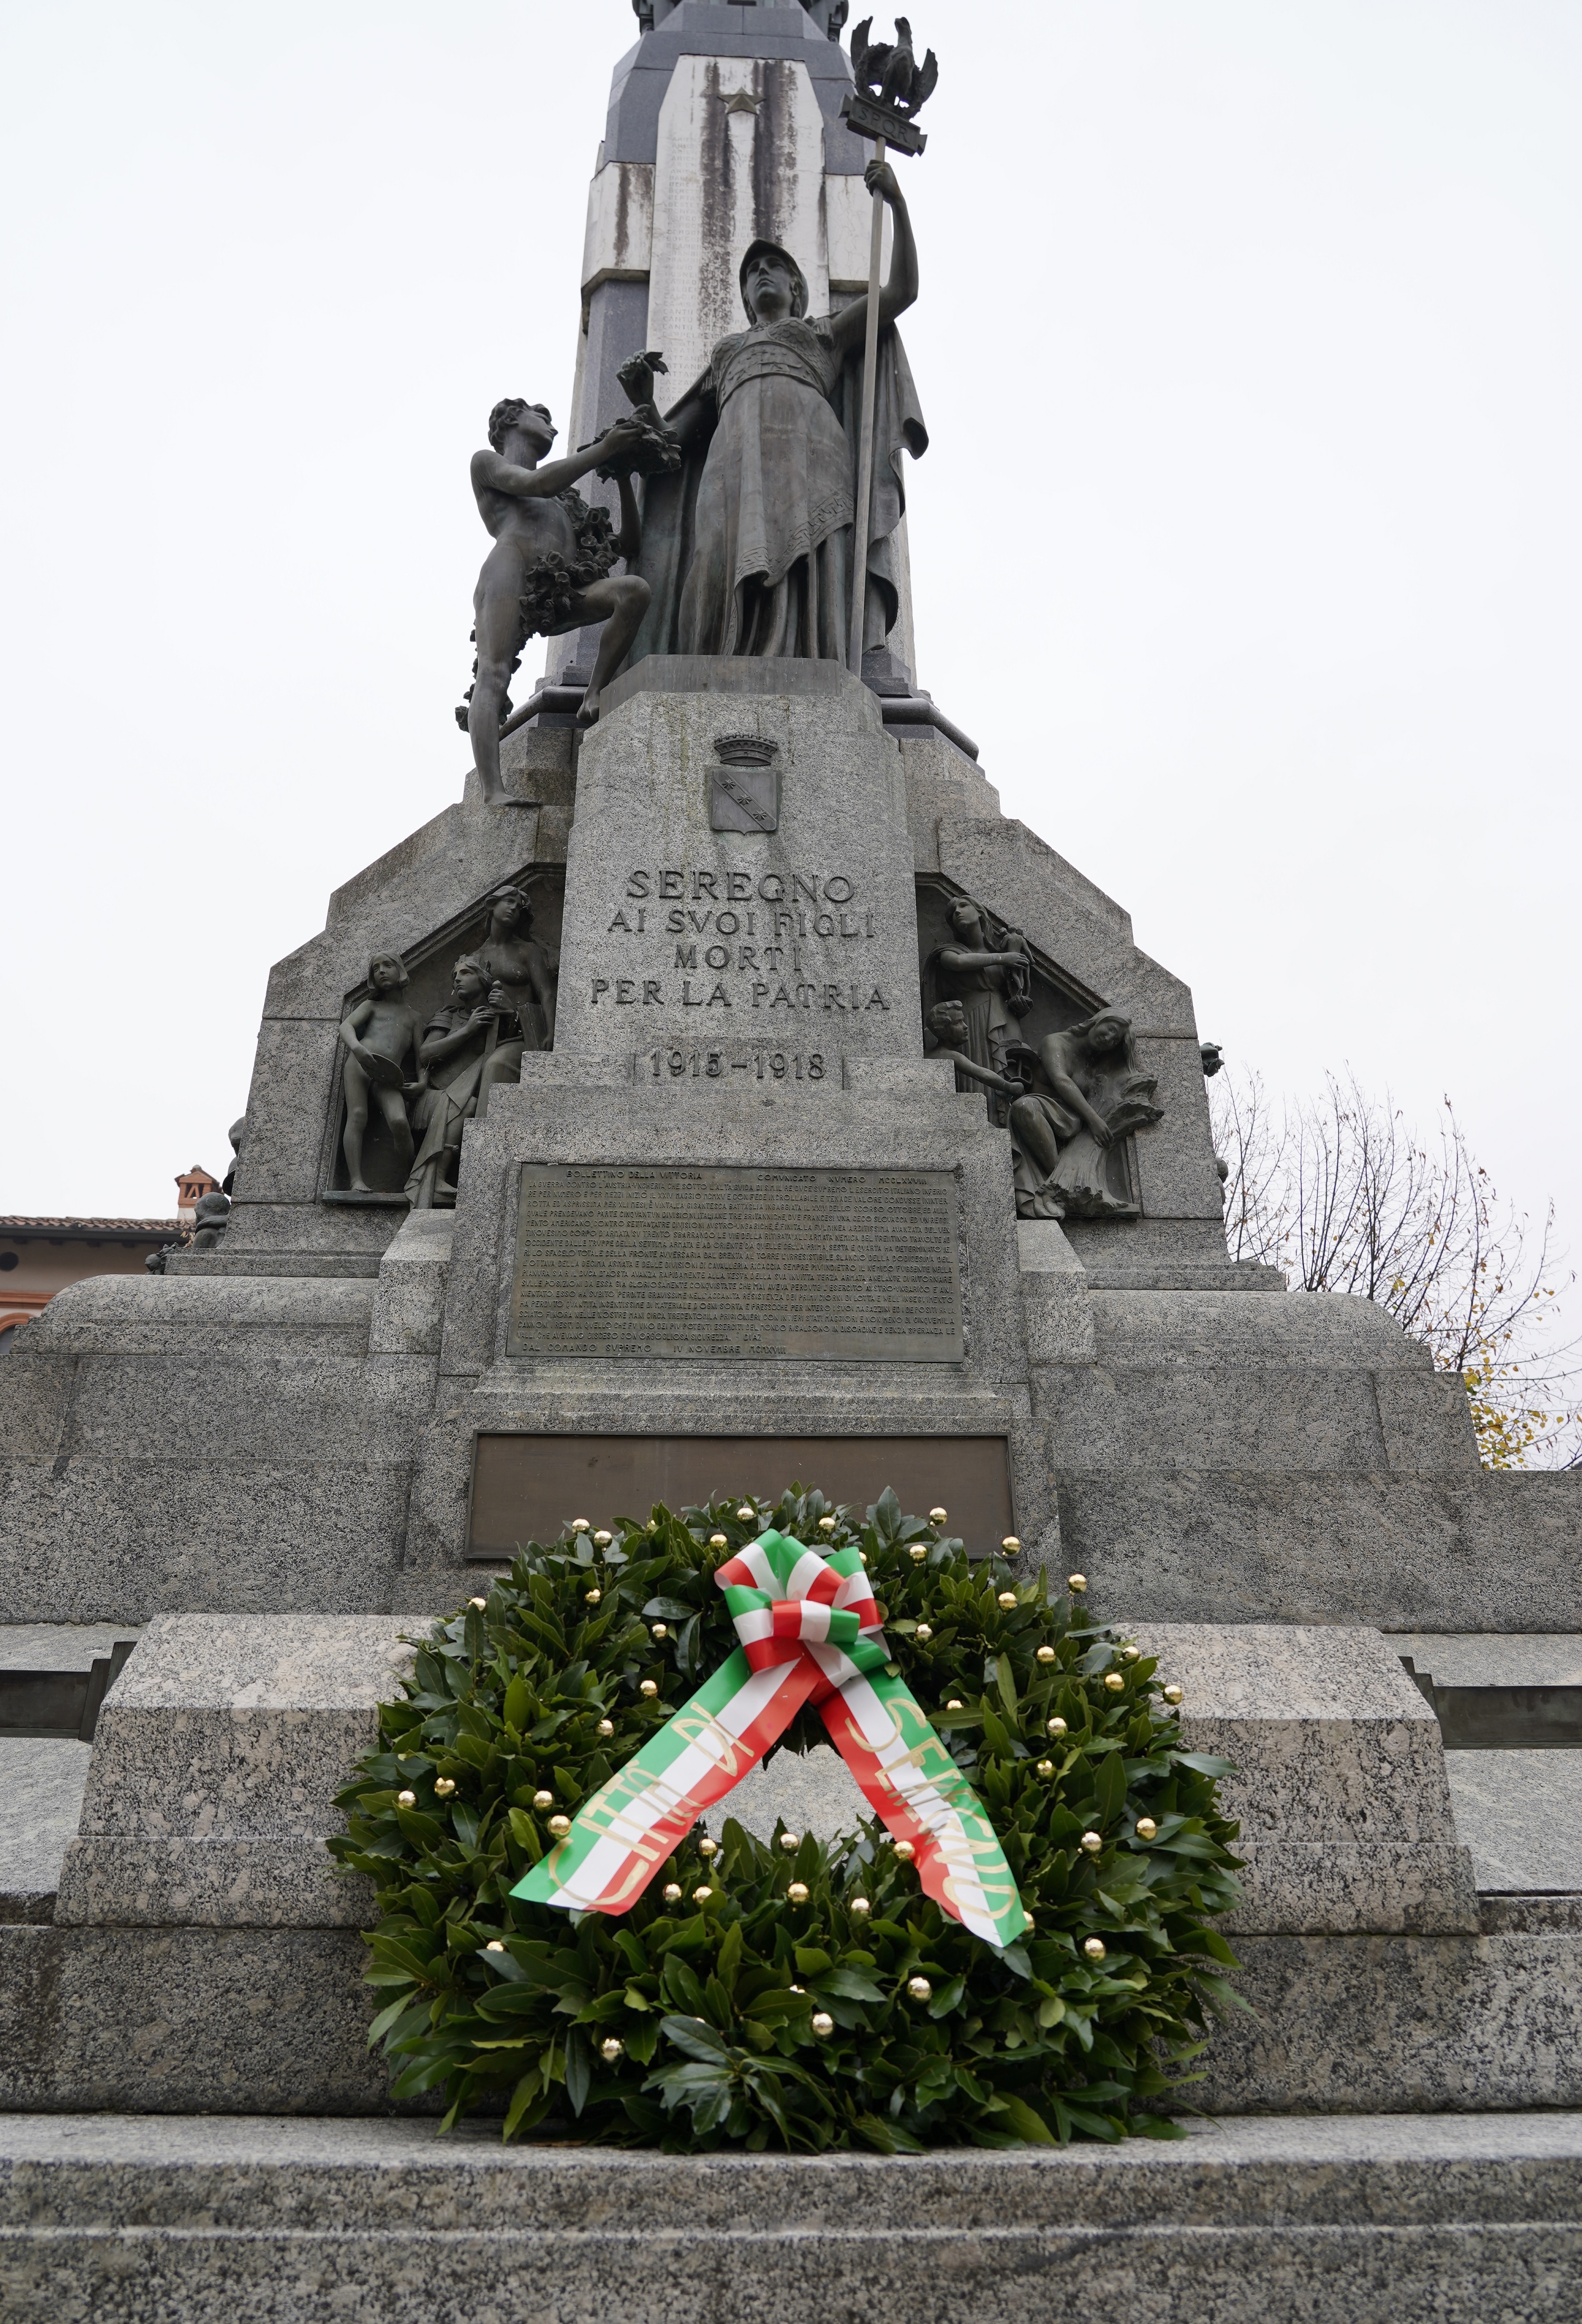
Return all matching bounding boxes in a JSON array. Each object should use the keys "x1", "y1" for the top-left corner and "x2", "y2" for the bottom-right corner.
[{"x1": 2, "y1": 1, "x2": 1578, "y2": 1267}]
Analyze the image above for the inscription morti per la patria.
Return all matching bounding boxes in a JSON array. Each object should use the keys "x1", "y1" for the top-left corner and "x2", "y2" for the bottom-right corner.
[
  {"x1": 592, "y1": 866, "x2": 893, "y2": 1019},
  {"x1": 508, "y1": 1166, "x2": 963, "y2": 1360}
]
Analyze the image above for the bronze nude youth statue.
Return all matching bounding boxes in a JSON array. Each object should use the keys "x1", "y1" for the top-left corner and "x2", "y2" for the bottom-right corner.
[
  {"x1": 620, "y1": 158, "x2": 925, "y2": 664},
  {"x1": 462, "y1": 399, "x2": 651, "y2": 803},
  {"x1": 337, "y1": 953, "x2": 423, "y2": 1194}
]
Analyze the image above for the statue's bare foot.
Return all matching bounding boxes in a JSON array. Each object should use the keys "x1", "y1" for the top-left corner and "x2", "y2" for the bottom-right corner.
[{"x1": 575, "y1": 690, "x2": 601, "y2": 729}]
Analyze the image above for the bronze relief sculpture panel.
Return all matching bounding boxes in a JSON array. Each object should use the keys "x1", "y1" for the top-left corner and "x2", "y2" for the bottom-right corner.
[
  {"x1": 916, "y1": 878, "x2": 1162, "y2": 1222},
  {"x1": 325, "y1": 873, "x2": 563, "y2": 1209}
]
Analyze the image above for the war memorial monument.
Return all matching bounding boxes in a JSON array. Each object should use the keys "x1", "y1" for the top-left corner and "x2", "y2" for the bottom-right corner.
[{"x1": 3, "y1": 4, "x2": 1582, "y2": 2315}]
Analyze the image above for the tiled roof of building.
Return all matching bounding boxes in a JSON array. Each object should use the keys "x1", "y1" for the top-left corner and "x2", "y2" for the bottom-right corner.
[{"x1": 0, "y1": 1217, "x2": 181, "y2": 1235}]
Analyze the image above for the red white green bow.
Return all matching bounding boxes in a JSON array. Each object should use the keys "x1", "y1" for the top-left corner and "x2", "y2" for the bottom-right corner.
[{"x1": 513, "y1": 1529, "x2": 1027, "y2": 1950}]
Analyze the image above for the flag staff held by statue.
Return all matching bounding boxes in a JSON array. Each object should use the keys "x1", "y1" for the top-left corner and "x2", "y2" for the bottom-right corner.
[{"x1": 841, "y1": 17, "x2": 939, "y2": 676}]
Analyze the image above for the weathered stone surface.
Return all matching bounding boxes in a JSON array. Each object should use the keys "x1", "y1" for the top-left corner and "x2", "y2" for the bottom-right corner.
[
  {"x1": 367, "y1": 1210, "x2": 454, "y2": 1358},
  {"x1": 0, "y1": 1925, "x2": 397, "y2": 2113},
  {"x1": 53, "y1": 1615, "x2": 421, "y2": 1928},
  {"x1": 1052, "y1": 1359, "x2": 1393, "y2": 1473},
  {"x1": 1016, "y1": 1219, "x2": 1097, "y2": 1364},
  {"x1": 18, "y1": 1274, "x2": 374, "y2": 1360},
  {"x1": 1062, "y1": 1469, "x2": 1582, "y2": 1631},
  {"x1": 0, "y1": 1625, "x2": 143, "y2": 1670},
  {"x1": 1223, "y1": 1840, "x2": 1480, "y2": 1936},
  {"x1": 1443, "y1": 1750, "x2": 1582, "y2": 1894},
  {"x1": 0, "y1": 1458, "x2": 412, "y2": 1624},
  {"x1": 0, "y1": 1740, "x2": 91, "y2": 1908},
  {"x1": 1134, "y1": 1623, "x2": 1478, "y2": 1933},
  {"x1": 55, "y1": 1836, "x2": 371, "y2": 1929},
  {"x1": 2, "y1": 2109, "x2": 1582, "y2": 2322},
  {"x1": 1141, "y1": 1622, "x2": 1458, "y2": 1838},
  {"x1": 1398, "y1": 1635, "x2": 1582, "y2": 1686},
  {"x1": 1202, "y1": 1930, "x2": 1582, "y2": 2113},
  {"x1": 559, "y1": 660, "x2": 922, "y2": 1062},
  {"x1": 703, "y1": 1741, "x2": 868, "y2": 1843}
]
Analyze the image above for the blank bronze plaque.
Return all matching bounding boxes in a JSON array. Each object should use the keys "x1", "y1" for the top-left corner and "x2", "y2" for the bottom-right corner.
[
  {"x1": 467, "y1": 1434, "x2": 1015, "y2": 1561},
  {"x1": 508, "y1": 1165, "x2": 963, "y2": 1361}
]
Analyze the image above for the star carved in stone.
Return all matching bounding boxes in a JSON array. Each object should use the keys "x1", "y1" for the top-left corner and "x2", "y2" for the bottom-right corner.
[{"x1": 720, "y1": 88, "x2": 763, "y2": 117}]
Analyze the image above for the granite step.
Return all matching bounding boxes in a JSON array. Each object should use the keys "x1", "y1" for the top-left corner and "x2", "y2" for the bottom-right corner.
[{"x1": 1, "y1": 2112, "x2": 1579, "y2": 2322}]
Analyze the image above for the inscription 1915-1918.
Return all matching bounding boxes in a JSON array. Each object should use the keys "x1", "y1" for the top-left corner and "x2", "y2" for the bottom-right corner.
[{"x1": 508, "y1": 1165, "x2": 963, "y2": 1361}]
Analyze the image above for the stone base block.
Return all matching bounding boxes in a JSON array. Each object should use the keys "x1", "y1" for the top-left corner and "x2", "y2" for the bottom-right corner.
[
  {"x1": 1224, "y1": 1840, "x2": 1480, "y2": 1935},
  {"x1": 1, "y1": 2112, "x2": 1580, "y2": 2323},
  {"x1": 53, "y1": 1836, "x2": 369, "y2": 1928},
  {"x1": 53, "y1": 1614, "x2": 421, "y2": 1929},
  {"x1": 0, "y1": 1926, "x2": 405, "y2": 2114},
  {"x1": 1201, "y1": 1916, "x2": 1582, "y2": 2113}
]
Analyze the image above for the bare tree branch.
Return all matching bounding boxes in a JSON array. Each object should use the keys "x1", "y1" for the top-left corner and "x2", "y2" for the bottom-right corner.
[{"x1": 1210, "y1": 1067, "x2": 1580, "y2": 1470}]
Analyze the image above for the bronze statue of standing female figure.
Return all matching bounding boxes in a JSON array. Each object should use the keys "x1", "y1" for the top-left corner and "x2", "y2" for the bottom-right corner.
[{"x1": 622, "y1": 158, "x2": 925, "y2": 666}]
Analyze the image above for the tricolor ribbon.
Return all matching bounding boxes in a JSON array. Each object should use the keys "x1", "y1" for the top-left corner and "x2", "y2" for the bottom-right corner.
[{"x1": 512, "y1": 1530, "x2": 1026, "y2": 1949}]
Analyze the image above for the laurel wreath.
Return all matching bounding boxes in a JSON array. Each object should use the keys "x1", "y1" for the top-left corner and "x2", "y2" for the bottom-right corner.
[{"x1": 331, "y1": 1488, "x2": 1243, "y2": 2150}]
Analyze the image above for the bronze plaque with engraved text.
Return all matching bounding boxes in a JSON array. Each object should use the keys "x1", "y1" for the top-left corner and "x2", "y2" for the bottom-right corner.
[{"x1": 508, "y1": 1165, "x2": 963, "y2": 1360}]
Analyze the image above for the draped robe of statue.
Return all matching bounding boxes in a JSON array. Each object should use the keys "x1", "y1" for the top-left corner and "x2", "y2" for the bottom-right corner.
[{"x1": 629, "y1": 255, "x2": 928, "y2": 664}]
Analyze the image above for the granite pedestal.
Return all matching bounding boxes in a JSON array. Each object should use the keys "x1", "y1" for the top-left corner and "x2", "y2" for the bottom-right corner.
[{"x1": 0, "y1": 660, "x2": 1576, "y2": 1630}]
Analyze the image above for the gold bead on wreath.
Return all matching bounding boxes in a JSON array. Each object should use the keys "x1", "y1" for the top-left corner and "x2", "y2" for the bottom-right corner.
[
  {"x1": 651, "y1": 1623, "x2": 669, "y2": 1640},
  {"x1": 1067, "y1": 1573, "x2": 1087, "y2": 1593},
  {"x1": 692, "y1": 1885, "x2": 713, "y2": 1905},
  {"x1": 1036, "y1": 1645, "x2": 1056, "y2": 1663},
  {"x1": 593, "y1": 1529, "x2": 613, "y2": 1547},
  {"x1": 818, "y1": 1516, "x2": 838, "y2": 1532},
  {"x1": 787, "y1": 1881, "x2": 809, "y2": 1903},
  {"x1": 915, "y1": 1624, "x2": 932, "y2": 1640},
  {"x1": 709, "y1": 1533, "x2": 728, "y2": 1549},
  {"x1": 469, "y1": 1597, "x2": 488, "y2": 1611},
  {"x1": 1084, "y1": 1937, "x2": 1107, "y2": 1961},
  {"x1": 397, "y1": 1790, "x2": 416, "y2": 1808},
  {"x1": 698, "y1": 1838, "x2": 718, "y2": 1858},
  {"x1": 929, "y1": 1506, "x2": 948, "y2": 1522},
  {"x1": 1002, "y1": 1535, "x2": 1021, "y2": 1552},
  {"x1": 1036, "y1": 1759, "x2": 1054, "y2": 1778},
  {"x1": 1104, "y1": 1673, "x2": 1125, "y2": 1692},
  {"x1": 997, "y1": 1591, "x2": 1018, "y2": 1609},
  {"x1": 571, "y1": 1519, "x2": 591, "y2": 1533},
  {"x1": 486, "y1": 1940, "x2": 505, "y2": 1953},
  {"x1": 811, "y1": 2011, "x2": 835, "y2": 2038},
  {"x1": 893, "y1": 1841, "x2": 916, "y2": 1862},
  {"x1": 1136, "y1": 1818, "x2": 1158, "y2": 1841},
  {"x1": 1162, "y1": 1684, "x2": 1184, "y2": 1705},
  {"x1": 585, "y1": 1588, "x2": 602, "y2": 1604},
  {"x1": 640, "y1": 1680, "x2": 659, "y2": 1697},
  {"x1": 548, "y1": 1815, "x2": 571, "y2": 1837},
  {"x1": 663, "y1": 1883, "x2": 683, "y2": 1904},
  {"x1": 1080, "y1": 1831, "x2": 1103, "y2": 1854},
  {"x1": 1121, "y1": 1645, "x2": 1140, "y2": 1662},
  {"x1": 946, "y1": 1698, "x2": 963, "y2": 1711},
  {"x1": 736, "y1": 1505, "x2": 756, "y2": 1521},
  {"x1": 910, "y1": 1545, "x2": 928, "y2": 1562},
  {"x1": 533, "y1": 1789, "x2": 555, "y2": 1810},
  {"x1": 779, "y1": 1833, "x2": 800, "y2": 1853},
  {"x1": 906, "y1": 1976, "x2": 932, "y2": 2001},
  {"x1": 850, "y1": 1897, "x2": 871, "y2": 1916},
  {"x1": 1047, "y1": 1717, "x2": 1068, "y2": 1737},
  {"x1": 434, "y1": 1777, "x2": 456, "y2": 1798},
  {"x1": 597, "y1": 1719, "x2": 614, "y2": 1738},
  {"x1": 600, "y1": 2037, "x2": 624, "y2": 2062}
]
